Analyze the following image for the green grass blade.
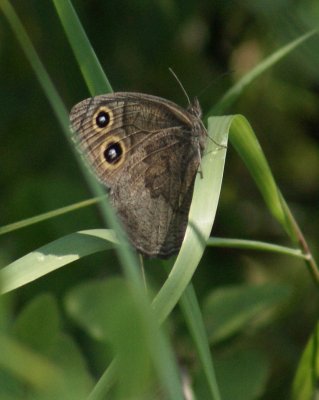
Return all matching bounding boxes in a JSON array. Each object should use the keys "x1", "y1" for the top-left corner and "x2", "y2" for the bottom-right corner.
[
  {"x1": 180, "y1": 285, "x2": 221, "y2": 400},
  {"x1": 229, "y1": 115, "x2": 296, "y2": 239},
  {"x1": 0, "y1": 230, "x2": 118, "y2": 294},
  {"x1": 228, "y1": 116, "x2": 319, "y2": 286},
  {"x1": 87, "y1": 360, "x2": 117, "y2": 400},
  {"x1": 209, "y1": 30, "x2": 318, "y2": 115},
  {"x1": 0, "y1": 197, "x2": 105, "y2": 236},
  {"x1": 152, "y1": 116, "x2": 229, "y2": 323},
  {"x1": 52, "y1": 0, "x2": 112, "y2": 95},
  {"x1": 291, "y1": 323, "x2": 319, "y2": 400},
  {"x1": 207, "y1": 237, "x2": 306, "y2": 259},
  {"x1": 227, "y1": 116, "x2": 319, "y2": 283}
]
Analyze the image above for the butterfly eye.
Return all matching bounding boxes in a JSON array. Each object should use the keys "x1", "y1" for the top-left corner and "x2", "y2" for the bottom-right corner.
[
  {"x1": 104, "y1": 142, "x2": 123, "y2": 164},
  {"x1": 96, "y1": 110, "x2": 110, "y2": 128}
]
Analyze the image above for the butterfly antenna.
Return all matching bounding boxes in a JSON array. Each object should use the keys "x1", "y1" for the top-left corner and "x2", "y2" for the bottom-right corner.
[{"x1": 169, "y1": 67, "x2": 191, "y2": 106}]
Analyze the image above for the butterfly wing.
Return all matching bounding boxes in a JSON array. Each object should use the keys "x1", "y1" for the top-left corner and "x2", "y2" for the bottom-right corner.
[{"x1": 70, "y1": 92, "x2": 206, "y2": 258}]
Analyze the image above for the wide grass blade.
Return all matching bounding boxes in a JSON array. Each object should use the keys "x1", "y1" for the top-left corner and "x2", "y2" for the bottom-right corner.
[
  {"x1": 221, "y1": 116, "x2": 319, "y2": 285},
  {"x1": 152, "y1": 116, "x2": 229, "y2": 323},
  {"x1": 226, "y1": 116, "x2": 318, "y2": 289},
  {"x1": 229, "y1": 115, "x2": 296, "y2": 239},
  {"x1": 210, "y1": 114, "x2": 318, "y2": 283},
  {"x1": 0, "y1": 230, "x2": 118, "y2": 294},
  {"x1": 291, "y1": 323, "x2": 319, "y2": 400},
  {"x1": 151, "y1": 113, "x2": 300, "y2": 324}
]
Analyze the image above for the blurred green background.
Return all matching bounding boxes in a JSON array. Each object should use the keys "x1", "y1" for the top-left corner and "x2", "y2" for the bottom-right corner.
[{"x1": 1, "y1": 1, "x2": 319, "y2": 398}]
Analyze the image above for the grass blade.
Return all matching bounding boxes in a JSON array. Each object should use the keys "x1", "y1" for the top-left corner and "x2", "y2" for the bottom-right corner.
[
  {"x1": 0, "y1": 230, "x2": 118, "y2": 294},
  {"x1": 52, "y1": 0, "x2": 112, "y2": 94},
  {"x1": 0, "y1": 197, "x2": 105, "y2": 236},
  {"x1": 152, "y1": 116, "x2": 229, "y2": 323},
  {"x1": 292, "y1": 323, "x2": 319, "y2": 400},
  {"x1": 180, "y1": 285, "x2": 221, "y2": 400},
  {"x1": 207, "y1": 237, "x2": 306, "y2": 259},
  {"x1": 228, "y1": 116, "x2": 319, "y2": 284},
  {"x1": 210, "y1": 30, "x2": 318, "y2": 115},
  {"x1": 229, "y1": 115, "x2": 294, "y2": 238}
]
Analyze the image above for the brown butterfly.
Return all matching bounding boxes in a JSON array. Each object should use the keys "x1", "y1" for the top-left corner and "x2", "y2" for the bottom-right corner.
[{"x1": 70, "y1": 92, "x2": 207, "y2": 258}]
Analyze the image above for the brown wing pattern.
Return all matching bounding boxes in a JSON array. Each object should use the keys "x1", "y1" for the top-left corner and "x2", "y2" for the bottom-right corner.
[{"x1": 70, "y1": 92, "x2": 206, "y2": 258}]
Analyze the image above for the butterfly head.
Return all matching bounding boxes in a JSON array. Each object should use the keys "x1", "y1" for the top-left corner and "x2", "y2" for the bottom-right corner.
[{"x1": 187, "y1": 97, "x2": 202, "y2": 120}]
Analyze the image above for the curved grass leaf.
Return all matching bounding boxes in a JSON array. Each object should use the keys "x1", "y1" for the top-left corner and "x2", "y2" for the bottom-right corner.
[
  {"x1": 152, "y1": 116, "x2": 229, "y2": 323},
  {"x1": 292, "y1": 323, "x2": 319, "y2": 400},
  {"x1": 229, "y1": 115, "x2": 296, "y2": 240},
  {"x1": 151, "y1": 112, "x2": 300, "y2": 323},
  {"x1": 0, "y1": 230, "x2": 118, "y2": 294},
  {"x1": 226, "y1": 110, "x2": 319, "y2": 284}
]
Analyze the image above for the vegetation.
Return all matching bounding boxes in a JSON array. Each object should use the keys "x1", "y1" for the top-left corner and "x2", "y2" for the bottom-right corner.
[{"x1": 0, "y1": 1, "x2": 318, "y2": 399}]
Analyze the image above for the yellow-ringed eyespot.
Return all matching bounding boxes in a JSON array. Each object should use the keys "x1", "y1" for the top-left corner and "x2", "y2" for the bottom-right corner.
[
  {"x1": 93, "y1": 106, "x2": 113, "y2": 131},
  {"x1": 101, "y1": 136, "x2": 126, "y2": 169}
]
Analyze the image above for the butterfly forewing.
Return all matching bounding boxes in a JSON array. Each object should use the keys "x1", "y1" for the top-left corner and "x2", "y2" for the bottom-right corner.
[{"x1": 70, "y1": 92, "x2": 206, "y2": 258}]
